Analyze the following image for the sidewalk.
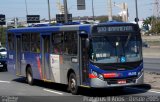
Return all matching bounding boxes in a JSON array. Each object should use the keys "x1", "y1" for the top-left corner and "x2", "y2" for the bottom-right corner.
[
  {"x1": 142, "y1": 47, "x2": 160, "y2": 89},
  {"x1": 144, "y1": 71, "x2": 160, "y2": 90}
]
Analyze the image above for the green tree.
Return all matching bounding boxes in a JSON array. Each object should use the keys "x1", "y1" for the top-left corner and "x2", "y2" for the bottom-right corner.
[
  {"x1": 151, "y1": 21, "x2": 160, "y2": 35},
  {"x1": 143, "y1": 16, "x2": 156, "y2": 25},
  {"x1": 96, "y1": 15, "x2": 122, "y2": 22},
  {"x1": 0, "y1": 26, "x2": 7, "y2": 46}
]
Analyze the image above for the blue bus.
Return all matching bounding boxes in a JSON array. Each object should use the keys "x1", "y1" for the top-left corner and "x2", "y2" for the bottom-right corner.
[{"x1": 7, "y1": 21, "x2": 143, "y2": 94}]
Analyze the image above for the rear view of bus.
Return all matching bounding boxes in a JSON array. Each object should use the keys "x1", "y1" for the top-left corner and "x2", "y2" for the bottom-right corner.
[{"x1": 89, "y1": 22, "x2": 143, "y2": 88}]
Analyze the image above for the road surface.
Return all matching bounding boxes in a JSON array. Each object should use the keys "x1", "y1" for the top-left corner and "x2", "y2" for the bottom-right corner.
[{"x1": 0, "y1": 71, "x2": 160, "y2": 102}]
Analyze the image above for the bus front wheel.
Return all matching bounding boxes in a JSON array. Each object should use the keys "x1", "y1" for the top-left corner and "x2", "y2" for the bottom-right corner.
[
  {"x1": 26, "y1": 68, "x2": 34, "y2": 85},
  {"x1": 68, "y1": 73, "x2": 79, "y2": 95}
]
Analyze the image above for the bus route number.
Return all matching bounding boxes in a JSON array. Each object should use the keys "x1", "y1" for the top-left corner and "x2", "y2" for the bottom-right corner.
[{"x1": 97, "y1": 27, "x2": 107, "y2": 33}]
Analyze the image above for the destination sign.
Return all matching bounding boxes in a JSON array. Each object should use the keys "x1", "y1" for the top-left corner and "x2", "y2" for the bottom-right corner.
[
  {"x1": 0, "y1": 14, "x2": 6, "y2": 25},
  {"x1": 94, "y1": 26, "x2": 136, "y2": 33},
  {"x1": 27, "y1": 15, "x2": 40, "y2": 23}
]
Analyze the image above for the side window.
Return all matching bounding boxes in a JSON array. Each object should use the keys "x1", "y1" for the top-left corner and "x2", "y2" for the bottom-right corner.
[
  {"x1": 64, "y1": 31, "x2": 77, "y2": 55},
  {"x1": 52, "y1": 32, "x2": 63, "y2": 54},
  {"x1": 8, "y1": 33, "x2": 15, "y2": 50},
  {"x1": 31, "y1": 33, "x2": 40, "y2": 53},
  {"x1": 22, "y1": 33, "x2": 31, "y2": 52}
]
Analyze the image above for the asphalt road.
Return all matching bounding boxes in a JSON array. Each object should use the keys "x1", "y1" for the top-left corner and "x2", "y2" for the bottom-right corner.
[
  {"x1": 0, "y1": 57, "x2": 159, "y2": 102},
  {"x1": 0, "y1": 71, "x2": 160, "y2": 102},
  {"x1": 144, "y1": 58, "x2": 160, "y2": 73}
]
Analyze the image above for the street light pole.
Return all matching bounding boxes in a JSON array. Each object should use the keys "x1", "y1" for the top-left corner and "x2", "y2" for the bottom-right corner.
[
  {"x1": 25, "y1": 0, "x2": 28, "y2": 15},
  {"x1": 47, "y1": 0, "x2": 51, "y2": 24},
  {"x1": 108, "y1": 0, "x2": 112, "y2": 21},
  {"x1": 135, "y1": 0, "x2": 139, "y2": 24},
  {"x1": 92, "y1": 0, "x2": 95, "y2": 21},
  {"x1": 63, "y1": 0, "x2": 68, "y2": 23}
]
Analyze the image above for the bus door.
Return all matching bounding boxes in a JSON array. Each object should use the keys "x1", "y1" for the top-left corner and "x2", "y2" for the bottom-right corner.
[
  {"x1": 41, "y1": 35, "x2": 51, "y2": 80},
  {"x1": 15, "y1": 35, "x2": 22, "y2": 75},
  {"x1": 79, "y1": 34, "x2": 89, "y2": 85}
]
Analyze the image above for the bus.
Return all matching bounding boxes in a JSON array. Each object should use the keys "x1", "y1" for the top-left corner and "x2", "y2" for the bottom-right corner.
[{"x1": 7, "y1": 21, "x2": 143, "y2": 94}]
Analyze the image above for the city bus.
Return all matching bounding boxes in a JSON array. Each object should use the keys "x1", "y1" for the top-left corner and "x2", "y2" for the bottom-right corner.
[{"x1": 7, "y1": 21, "x2": 143, "y2": 94}]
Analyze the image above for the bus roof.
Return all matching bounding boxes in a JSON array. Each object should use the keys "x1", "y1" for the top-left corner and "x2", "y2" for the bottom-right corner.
[
  {"x1": 98, "y1": 21, "x2": 138, "y2": 26},
  {"x1": 7, "y1": 24, "x2": 91, "y2": 34},
  {"x1": 7, "y1": 21, "x2": 138, "y2": 34}
]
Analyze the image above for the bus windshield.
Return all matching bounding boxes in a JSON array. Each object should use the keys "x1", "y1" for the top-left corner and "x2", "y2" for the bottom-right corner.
[{"x1": 90, "y1": 34, "x2": 142, "y2": 64}]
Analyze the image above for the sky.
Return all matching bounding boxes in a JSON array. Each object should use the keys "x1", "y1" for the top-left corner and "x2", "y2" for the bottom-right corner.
[{"x1": 0, "y1": 0, "x2": 153, "y2": 22}]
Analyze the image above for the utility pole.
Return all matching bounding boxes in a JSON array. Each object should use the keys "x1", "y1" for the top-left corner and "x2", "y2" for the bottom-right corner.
[
  {"x1": 153, "y1": 0, "x2": 160, "y2": 20},
  {"x1": 63, "y1": 0, "x2": 68, "y2": 23},
  {"x1": 135, "y1": 0, "x2": 139, "y2": 24},
  {"x1": 25, "y1": 0, "x2": 28, "y2": 15},
  {"x1": 14, "y1": 17, "x2": 18, "y2": 28},
  {"x1": 92, "y1": 0, "x2": 95, "y2": 21},
  {"x1": 47, "y1": 0, "x2": 51, "y2": 23},
  {"x1": 108, "y1": 0, "x2": 112, "y2": 21}
]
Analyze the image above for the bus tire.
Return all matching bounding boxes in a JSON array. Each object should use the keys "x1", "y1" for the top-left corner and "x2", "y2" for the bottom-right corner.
[
  {"x1": 68, "y1": 73, "x2": 79, "y2": 95},
  {"x1": 26, "y1": 67, "x2": 34, "y2": 85}
]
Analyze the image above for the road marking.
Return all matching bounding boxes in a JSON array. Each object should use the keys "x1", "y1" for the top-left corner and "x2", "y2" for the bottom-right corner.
[
  {"x1": 149, "y1": 90, "x2": 160, "y2": 94},
  {"x1": 127, "y1": 87, "x2": 160, "y2": 94},
  {"x1": 43, "y1": 89, "x2": 63, "y2": 95},
  {"x1": 0, "y1": 80, "x2": 10, "y2": 83}
]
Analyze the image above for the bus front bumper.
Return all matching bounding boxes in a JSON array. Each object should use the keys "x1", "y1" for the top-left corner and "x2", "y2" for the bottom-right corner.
[{"x1": 90, "y1": 73, "x2": 144, "y2": 88}]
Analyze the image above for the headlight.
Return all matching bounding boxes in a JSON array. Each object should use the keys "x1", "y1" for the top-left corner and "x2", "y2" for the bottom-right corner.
[
  {"x1": 92, "y1": 70, "x2": 104, "y2": 80},
  {"x1": 92, "y1": 71, "x2": 98, "y2": 77},
  {"x1": 98, "y1": 74, "x2": 104, "y2": 80}
]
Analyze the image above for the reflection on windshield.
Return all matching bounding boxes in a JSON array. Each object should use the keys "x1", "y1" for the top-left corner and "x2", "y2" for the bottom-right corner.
[{"x1": 90, "y1": 35, "x2": 142, "y2": 63}]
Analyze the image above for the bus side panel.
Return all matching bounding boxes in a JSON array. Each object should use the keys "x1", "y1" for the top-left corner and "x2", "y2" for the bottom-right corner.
[
  {"x1": 61, "y1": 55, "x2": 80, "y2": 85},
  {"x1": 44, "y1": 53, "x2": 51, "y2": 80},
  {"x1": 49, "y1": 54, "x2": 79, "y2": 84},
  {"x1": 7, "y1": 51, "x2": 16, "y2": 74},
  {"x1": 21, "y1": 52, "x2": 42, "y2": 80},
  {"x1": 50, "y1": 54, "x2": 62, "y2": 83}
]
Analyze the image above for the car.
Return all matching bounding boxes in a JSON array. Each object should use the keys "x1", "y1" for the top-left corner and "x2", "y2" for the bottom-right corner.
[
  {"x1": 0, "y1": 47, "x2": 7, "y2": 71},
  {"x1": 142, "y1": 41, "x2": 150, "y2": 48}
]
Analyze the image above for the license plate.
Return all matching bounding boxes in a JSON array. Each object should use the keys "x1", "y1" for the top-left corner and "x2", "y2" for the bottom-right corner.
[{"x1": 117, "y1": 80, "x2": 126, "y2": 84}]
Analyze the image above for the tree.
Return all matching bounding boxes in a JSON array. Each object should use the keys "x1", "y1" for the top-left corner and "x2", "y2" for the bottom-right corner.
[
  {"x1": 143, "y1": 16, "x2": 155, "y2": 26},
  {"x1": 151, "y1": 21, "x2": 160, "y2": 35},
  {"x1": 96, "y1": 15, "x2": 122, "y2": 22},
  {"x1": 0, "y1": 26, "x2": 7, "y2": 46}
]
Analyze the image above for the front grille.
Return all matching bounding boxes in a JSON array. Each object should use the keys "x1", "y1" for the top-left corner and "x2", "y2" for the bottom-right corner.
[
  {"x1": 104, "y1": 77, "x2": 137, "y2": 85},
  {"x1": 90, "y1": 60, "x2": 142, "y2": 71}
]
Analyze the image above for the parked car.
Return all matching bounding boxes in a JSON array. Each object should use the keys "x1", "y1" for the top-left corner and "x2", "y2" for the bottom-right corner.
[
  {"x1": 0, "y1": 47, "x2": 7, "y2": 71},
  {"x1": 142, "y1": 41, "x2": 150, "y2": 48}
]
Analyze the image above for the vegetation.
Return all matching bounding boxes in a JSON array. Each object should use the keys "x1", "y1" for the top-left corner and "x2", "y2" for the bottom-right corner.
[
  {"x1": 96, "y1": 15, "x2": 122, "y2": 22},
  {"x1": 0, "y1": 26, "x2": 7, "y2": 46},
  {"x1": 143, "y1": 16, "x2": 160, "y2": 35}
]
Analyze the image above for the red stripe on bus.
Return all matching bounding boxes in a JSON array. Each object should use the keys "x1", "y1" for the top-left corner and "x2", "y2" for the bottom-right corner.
[
  {"x1": 103, "y1": 73, "x2": 118, "y2": 78},
  {"x1": 89, "y1": 74, "x2": 97, "y2": 79},
  {"x1": 37, "y1": 56, "x2": 42, "y2": 79}
]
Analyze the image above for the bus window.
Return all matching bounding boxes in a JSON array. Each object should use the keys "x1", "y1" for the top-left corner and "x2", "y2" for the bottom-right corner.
[
  {"x1": 22, "y1": 33, "x2": 31, "y2": 52},
  {"x1": 8, "y1": 33, "x2": 15, "y2": 50},
  {"x1": 31, "y1": 33, "x2": 40, "y2": 53},
  {"x1": 64, "y1": 31, "x2": 77, "y2": 55},
  {"x1": 52, "y1": 32, "x2": 63, "y2": 54}
]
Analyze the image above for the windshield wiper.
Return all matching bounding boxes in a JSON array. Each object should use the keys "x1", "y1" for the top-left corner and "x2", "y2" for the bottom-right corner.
[{"x1": 125, "y1": 34, "x2": 131, "y2": 47}]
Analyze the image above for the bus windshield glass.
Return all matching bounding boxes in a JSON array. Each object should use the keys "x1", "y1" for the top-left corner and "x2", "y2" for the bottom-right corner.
[{"x1": 90, "y1": 34, "x2": 142, "y2": 63}]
